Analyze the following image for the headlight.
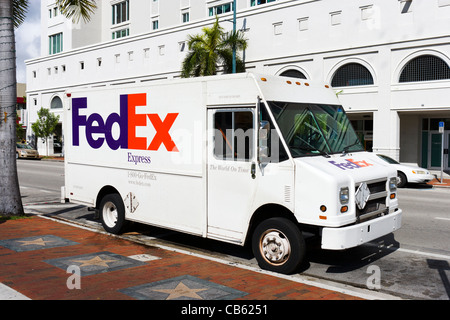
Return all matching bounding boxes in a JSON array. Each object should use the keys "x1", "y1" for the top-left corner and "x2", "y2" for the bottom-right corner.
[
  {"x1": 412, "y1": 170, "x2": 426, "y2": 174},
  {"x1": 389, "y1": 177, "x2": 397, "y2": 192},
  {"x1": 339, "y1": 187, "x2": 349, "y2": 204}
]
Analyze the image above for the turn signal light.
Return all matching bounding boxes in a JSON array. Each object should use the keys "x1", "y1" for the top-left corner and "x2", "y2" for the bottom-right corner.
[
  {"x1": 340, "y1": 206, "x2": 348, "y2": 213},
  {"x1": 390, "y1": 193, "x2": 396, "y2": 199}
]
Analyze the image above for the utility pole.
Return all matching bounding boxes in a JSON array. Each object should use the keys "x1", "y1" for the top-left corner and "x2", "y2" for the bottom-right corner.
[{"x1": 232, "y1": 0, "x2": 237, "y2": 73}]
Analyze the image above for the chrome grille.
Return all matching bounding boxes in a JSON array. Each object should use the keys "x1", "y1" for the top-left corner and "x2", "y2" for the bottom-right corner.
[{"x1": 355, "y1": 178, "x2": 388, "y2": 222}]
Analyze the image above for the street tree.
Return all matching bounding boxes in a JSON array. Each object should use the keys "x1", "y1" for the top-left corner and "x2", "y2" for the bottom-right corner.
[
  {"x1": 32, "y1": 107, "x2": 60, "y2": 157},
  {"x1": 181, "y1": 17, "x2": 248, "y2": 78},
  {"x1": 0, "y1": 0, "x2": 96, "y2": 217}
]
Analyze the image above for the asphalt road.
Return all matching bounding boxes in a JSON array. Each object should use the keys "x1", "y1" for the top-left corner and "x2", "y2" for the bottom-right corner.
[{"x1": 16, "y1": 159, "x2": 450, "y2": 300}]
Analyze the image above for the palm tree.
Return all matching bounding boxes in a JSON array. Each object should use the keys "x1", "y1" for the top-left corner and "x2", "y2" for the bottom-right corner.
[
  {"x1": 0, "y1": 0, "x2": 96, "y2": 217},
  {"x1": 181, "y1": 17, "x2": 248, "y2": 78}
]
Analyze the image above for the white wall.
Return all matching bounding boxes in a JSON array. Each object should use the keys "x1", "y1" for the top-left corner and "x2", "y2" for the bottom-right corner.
[{"x1": 28, "y1": 0, "x2": 450, "y2": 161}]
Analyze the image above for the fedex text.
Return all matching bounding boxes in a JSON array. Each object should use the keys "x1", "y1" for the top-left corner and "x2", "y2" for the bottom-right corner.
[
  {"x1": 72, "y1": 93, "x2": 179, "y2": 152},
  {"x1": 329, "y1": 159, "x2": 373, "y2": 170}
]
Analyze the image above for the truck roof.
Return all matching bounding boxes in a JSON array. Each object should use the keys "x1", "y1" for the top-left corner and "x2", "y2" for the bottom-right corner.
[{"x1": 65, "y1": 72, "x2": 340, "y2": 106}]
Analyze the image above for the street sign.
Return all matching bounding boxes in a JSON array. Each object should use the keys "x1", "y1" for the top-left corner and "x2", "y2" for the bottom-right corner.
[{"x1": 439, "y1": 121, "x2": 444, "y2": 133}]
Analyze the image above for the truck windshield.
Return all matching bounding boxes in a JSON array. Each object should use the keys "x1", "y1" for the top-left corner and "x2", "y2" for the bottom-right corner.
[{"x1": 267, "y1": 101, "x2": 364, "y2": 157}]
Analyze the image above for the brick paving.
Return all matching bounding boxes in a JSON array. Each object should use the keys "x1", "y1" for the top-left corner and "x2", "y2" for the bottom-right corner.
[
  {"x1": 0, "y1": 216, "x2": 362, "y2": 301},
  {"x1": 428, "y1": 178, "x2": 450, "y2": 187}
]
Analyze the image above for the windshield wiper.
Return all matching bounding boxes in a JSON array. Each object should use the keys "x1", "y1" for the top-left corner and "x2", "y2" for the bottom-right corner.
[
  {"x1": 342, "y1": 139, "x2": 361, "y2": 156},
  {"x1": 289, "y1": 145, "x2": 330, "y2": 158}
]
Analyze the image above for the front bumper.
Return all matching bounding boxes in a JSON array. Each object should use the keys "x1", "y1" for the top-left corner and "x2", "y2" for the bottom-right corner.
[
  {"x1": 18, "y1": 152, "x2": 39, "y2": 159},
  {"x1": 321, "y1": 209, "x2": 402, "y2": 250},
  {"x1": 408, "y1": 174, "x2": 434, "y2": 184}
]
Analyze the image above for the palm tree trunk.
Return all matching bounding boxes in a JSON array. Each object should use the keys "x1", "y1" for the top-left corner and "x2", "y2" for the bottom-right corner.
[{"x1": 0, "y1": 0, "x2": 24, "y2": 216}]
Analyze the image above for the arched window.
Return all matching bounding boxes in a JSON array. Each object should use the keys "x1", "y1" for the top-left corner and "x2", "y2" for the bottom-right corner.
[
  {"x1": 399, "y1": 55, "x2": 450, "y2": 83},
  {"x1": 50, "y1": 96, "x2": 63, "y2": 109},
  {"x1": 331, "y1": 63, "x2": 374, "y2": 87},
  {"x1": 280, "y1": 69, "x2": 307, "y2": 79}
]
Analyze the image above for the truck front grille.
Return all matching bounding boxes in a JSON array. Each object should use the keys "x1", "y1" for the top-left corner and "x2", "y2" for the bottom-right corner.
[{"x1": 355, "y1": 178, "x2": 388, "y2": 222}]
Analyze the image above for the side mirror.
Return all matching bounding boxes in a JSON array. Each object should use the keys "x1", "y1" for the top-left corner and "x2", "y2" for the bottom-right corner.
[{"x1": 259, "y1": 121, "x2": 270, "y2": 163}]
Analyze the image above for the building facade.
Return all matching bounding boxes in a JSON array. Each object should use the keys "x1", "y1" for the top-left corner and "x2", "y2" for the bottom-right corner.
[{"x1": 26, "y1": 0, "x2": 450, "y2": 171}]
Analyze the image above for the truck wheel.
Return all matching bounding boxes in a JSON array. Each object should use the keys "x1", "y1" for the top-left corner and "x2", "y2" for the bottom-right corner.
[
  {"x1": 100, "y1": 193, "x2": 127, "y2": 234},
  {"x1": 252, "y1": 217, "x2": 305, "y2": 274}
]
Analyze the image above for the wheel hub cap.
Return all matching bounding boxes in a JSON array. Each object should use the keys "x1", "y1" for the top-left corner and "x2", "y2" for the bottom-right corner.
[
  {"x1": 261, "y1": 230, "x2": 291, "y2": 265},
  {"x1": 103, "y1": 201, "x2": 118, "y2": 228}
]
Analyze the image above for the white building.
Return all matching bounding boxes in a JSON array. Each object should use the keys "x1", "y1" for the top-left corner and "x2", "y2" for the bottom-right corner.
[{"x1": 26, "y1": 0, "x2": 450, "y2": 172}]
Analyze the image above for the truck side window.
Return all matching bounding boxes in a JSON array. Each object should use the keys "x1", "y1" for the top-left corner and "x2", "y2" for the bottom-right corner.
[{"x1": 214, "y1": 110, "x2": 254, "y2": 161}]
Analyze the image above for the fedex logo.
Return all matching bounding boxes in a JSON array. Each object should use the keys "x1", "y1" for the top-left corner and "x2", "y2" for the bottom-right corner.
[
  {"x1": 72, "y1": 93, "x2": 179, "y2": 152},
  {"x1": 329, "y1": 159, "x2": 373, "y2": 170}
]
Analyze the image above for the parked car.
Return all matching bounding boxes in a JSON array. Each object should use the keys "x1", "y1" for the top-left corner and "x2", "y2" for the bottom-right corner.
[
  {"x1": 16, "y1": 143, "x2": 39, "y2": 159},
  {"x1": 377, "y1": 154, "x2": 434, "y2": 187}
]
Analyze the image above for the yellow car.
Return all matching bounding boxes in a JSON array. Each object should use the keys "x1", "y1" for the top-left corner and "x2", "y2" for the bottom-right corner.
[{"x1": 16, "y1": 143, "x2": 39, "y2": 159}]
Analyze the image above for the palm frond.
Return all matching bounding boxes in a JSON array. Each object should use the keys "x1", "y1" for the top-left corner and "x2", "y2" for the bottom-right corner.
[
  {"x1": 221, "y1": 30, "x2": 248, "y2": 52},
  {"x1": 12, "y1": 0, "x2": 29, "y2": 28},
  {"x1": 181, "y1": 16, "x2": 248, "y2": 77},
  {"x1": 56, "y1": 0, "x2": 97, "y2": 23}
]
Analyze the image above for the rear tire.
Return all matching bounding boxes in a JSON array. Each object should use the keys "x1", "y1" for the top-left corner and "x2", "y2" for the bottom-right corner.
[
  {"x1": 100, "y1": 193, "x2": 128, "y2": 234},
  {"x1": 252, "y1": 217, "x2": 305, "y2": 274}
]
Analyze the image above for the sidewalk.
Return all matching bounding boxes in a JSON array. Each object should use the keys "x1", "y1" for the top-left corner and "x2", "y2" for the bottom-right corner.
[
  {"x1": 0, "y1": 215, "x2": 363, "y2": 302},
  {"x1": 428, "y1": 179, "x2": 450, "y2": 187}
]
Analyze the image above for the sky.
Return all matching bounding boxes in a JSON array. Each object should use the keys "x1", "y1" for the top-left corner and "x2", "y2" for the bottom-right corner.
[{"x1": 15, "y1": 1, "x2": 41, "y2": 83}]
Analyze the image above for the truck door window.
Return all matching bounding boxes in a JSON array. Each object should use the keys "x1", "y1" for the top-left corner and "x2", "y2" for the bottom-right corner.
[
  {"x1": 214, "y1": 110, "x2": 254, "y2": 161},
  {"x1": 260, "y1": 104, "x2": 289, "y2": 163}
]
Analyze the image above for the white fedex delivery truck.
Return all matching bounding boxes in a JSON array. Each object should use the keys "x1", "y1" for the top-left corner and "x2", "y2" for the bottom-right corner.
[{"x1": 62, "y1": 73, "x2": 402, "y2": 274}]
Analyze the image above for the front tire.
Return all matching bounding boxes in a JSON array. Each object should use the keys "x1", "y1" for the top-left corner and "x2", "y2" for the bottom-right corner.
[
  {"x1": 100, "y1": 193, "x2": 128, "y2": 234},
  {"x1": 397, "y1": 171, "x2": 407, "y2": 188},
  {"x1": 252, "y1": 217, "x2": 305, "y2": 274}
]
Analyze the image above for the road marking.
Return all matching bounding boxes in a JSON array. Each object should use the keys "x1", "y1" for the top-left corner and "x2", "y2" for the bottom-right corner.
[
  {"x1": 19, "y1": 185, "x2": 56, "y2": 193},
  {"x1": 396, "y1": 247, "x2": 450, "y2": 260},
  {"x1": 435, "y1": 217, "x2": 450, "y2": 221},
  {"x1": 24, "y1": 203, "x2": 76, "y2": 209},
  {"x1": 365, "y1": 241, "x2": 450, "y2": 260}
]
